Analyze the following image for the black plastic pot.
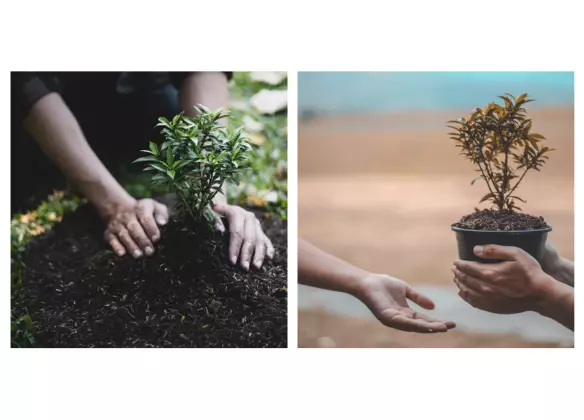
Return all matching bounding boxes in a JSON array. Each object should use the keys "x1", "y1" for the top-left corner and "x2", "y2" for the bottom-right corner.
[{"x1": 451, "y1": 225, "x2": 552, "y2": 263}]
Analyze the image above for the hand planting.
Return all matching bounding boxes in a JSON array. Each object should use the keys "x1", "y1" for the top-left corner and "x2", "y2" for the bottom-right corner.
[
  {"x1": 135, "y1": 105, "x2": 274, "y2": 270},
  {"x1": 135, "y1": 105, "x2": 252, "y2": 224},
  {"x1": 448, "y1": 93, "x2": 553, "y2": 212}
]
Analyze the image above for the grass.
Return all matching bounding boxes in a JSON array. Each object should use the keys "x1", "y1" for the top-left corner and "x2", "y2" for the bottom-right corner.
[{"x1": 10, "y1": 71, "x2": 288, "y2": 347}]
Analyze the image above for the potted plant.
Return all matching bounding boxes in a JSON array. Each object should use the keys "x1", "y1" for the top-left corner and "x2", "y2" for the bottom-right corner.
[
  {"x1": 134, "y1": 105, "x2": 252, "y2": 238},
  {"x1": 449, "y1": 93, "x2": 553, "y2": 262}
]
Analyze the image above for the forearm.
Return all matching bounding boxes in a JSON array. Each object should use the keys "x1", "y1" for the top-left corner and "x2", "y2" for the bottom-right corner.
[
  {"x1": 298, "y1": 238, "x2": 368, "y2": 295},
  {"x1": 180, "y1": 72, "x2": 229, "y2": 116},
  {"x1": 23, "y1": 93, "x2": 133, "y2": 217},
  {"x1": 537, "y1": 275, "x2": 574, "y2": 330},
  {"x1": 180, "y1": 72, "x2": 230, "y2": 204},
  {"x1": 552, "y1": 258, "x2": 574, "y2": 287}
]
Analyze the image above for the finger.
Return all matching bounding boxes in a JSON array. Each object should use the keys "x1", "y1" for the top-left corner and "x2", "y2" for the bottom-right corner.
[
  {"x1": 252, "y1": 221, "x2": 267, "y2": 270},
  {"x1": 454, "y1": 277, "x2": 488, "y2": 304},
  {"x1": 116, "y1": 227, "x2": 142, "y2": 258},
  {"x1": 473, "y1": 244, "x2": 521, "y2": 261},
  {"x1": 416, "y1": 312, "x2": 456, "y2": 330},
  {"x1": 213, "y1": 215, "x2": 226, "y2": 234},
  {"x1": 126, "y1": 218, "x2": 154, "y2": 256},
  {"x1": 227, "y1": 208, "x2": 245, "y2": 265},
  {"x1": 378, "y1": 309, "x2": 448, "y2": 333},
  {"x1": 212, "y1": 201, "x2": 230, "y2": 216},
  {"x1": 405, "y1": 286, "x2": 435, "y2": 310},
  {"x1": 452, "y1": 266, "x2": 494, "y2": 294},
  {"x1": 265, "y1": 236, "x2": 275, "y2": 260},
  {"x1": 104, "y1": 231, "x2": 126, "y2": 257},
  {"x1": 137, "y1": 200, "x2": 161, "y2": 243},
  {"x1": 153, "y1": 201, "x2": 169, "y2": 226},
  {"x1": 453, "y1": 259, "x2": 491, "y2": 281},
  {"x1": 239, "y1": 212, "x2": 257, "y2": 271}
]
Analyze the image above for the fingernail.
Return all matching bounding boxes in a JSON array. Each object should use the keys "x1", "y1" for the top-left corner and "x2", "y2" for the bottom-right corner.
[
  {"x1": 474, "y1": 245, "x2": 483, "y2": 255},
  {"x1": 117, "y1": 250, "x2": 125, "y2": 257},
  {"x1": 214, "y1": 223, "x2": 225, "y2": 233},
  {"x1": 253, "y1": 260, "x2": 262, "y2": 269},
  {"x1": 133, "y1": 250, "x2": 142, "y2": 258},
  {"x1": 242, "y1": 261, "x2": 250, "y2": 271},
  {"x1": 152, "y1": 235, "x2": 159, "y2": 242},
  {"x1": 157, "y1": 218, "x2": 167, "y2": 226},
  {"x1": 230, "y1": 255, "x2": 237, "y2": 265},
  {"x1": 145, "y1": 246, "x2": 153, "y2": 256}
]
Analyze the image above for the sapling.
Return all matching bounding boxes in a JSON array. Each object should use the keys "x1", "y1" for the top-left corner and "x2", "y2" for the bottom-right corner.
[
  {"x1": 135, "y1": 105, "x2": 252, "y2": 226},
  {"x1": 448, "y1": 93, "x2": 553, "y2": 212}
]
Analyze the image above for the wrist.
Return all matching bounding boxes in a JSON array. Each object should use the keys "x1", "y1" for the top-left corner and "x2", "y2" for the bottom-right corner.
[
  {"x1": 350, "y1": 272, "x2": 381, "y2": 299},
  {"x1": 93, "y1": 189, "x2": 135, "y2": 220},
  {"x1": 534, "y1": 274, "x2": 567, "y2": 316}
]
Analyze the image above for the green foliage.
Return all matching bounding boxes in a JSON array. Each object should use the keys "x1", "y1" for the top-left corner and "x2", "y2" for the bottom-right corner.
[
  {"x1": 135, "y1": 105, "x2": 252, "y2": 224},
  {"x1": 228, "y1": 72, "x2": 288, "y2": 219},
  {"x1": 448, "y1": 93, "x2": 553, "y2": 211}
]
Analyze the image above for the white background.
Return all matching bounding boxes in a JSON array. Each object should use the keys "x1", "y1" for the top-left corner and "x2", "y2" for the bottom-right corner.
[{"x1": 1, "y1": 1, "x2": 581, "y2": 419}]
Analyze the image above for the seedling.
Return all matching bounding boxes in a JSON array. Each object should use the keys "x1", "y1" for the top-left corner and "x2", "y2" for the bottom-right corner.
[
  {"x1": 135, "y1": 105, "x2": 252, "y2": 225},
  {"x1": 448, "y1": 93, "x2": 553, "y2": 211}
]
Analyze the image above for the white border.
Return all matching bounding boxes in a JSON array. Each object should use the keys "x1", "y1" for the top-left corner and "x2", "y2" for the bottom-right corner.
[{"x1": 2, "y1": 1, "x2": 582, "y2": 419}]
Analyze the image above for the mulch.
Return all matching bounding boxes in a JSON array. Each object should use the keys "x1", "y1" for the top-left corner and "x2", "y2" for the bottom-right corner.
[
  {"x1": 453, "y1": 209, "x2": 549, "y2": 231},
  {"x1": 19, "y1": 202, "x2": 287, "y2": 348}
]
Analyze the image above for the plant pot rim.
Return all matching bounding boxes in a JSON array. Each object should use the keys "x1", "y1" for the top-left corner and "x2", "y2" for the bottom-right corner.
[{"x1": 451, "y1": 225, "x2": 552, "y2": 234}]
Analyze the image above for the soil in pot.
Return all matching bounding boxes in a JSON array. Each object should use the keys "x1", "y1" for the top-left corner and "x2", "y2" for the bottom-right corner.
[
  {"x1": 18, "y1": 202, "x2": 287, "y2": 348},
  {"x1": 452, "y1": 209, "x2": 551, "y2": 263}
]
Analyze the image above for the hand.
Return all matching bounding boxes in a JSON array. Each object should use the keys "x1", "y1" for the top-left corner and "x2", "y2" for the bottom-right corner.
[
  {"x1": 102, "y1": 197, "x2": 169, "y2": 258},
  {"x1": 452, "y1": 245, "x2": 552, "y2": 314},
  {"x1": 212, "y1": 202, "x2": 275, "y2": 271},
  {"x1": 354, "y1": 274, "x2": 456, "y2": 333}
]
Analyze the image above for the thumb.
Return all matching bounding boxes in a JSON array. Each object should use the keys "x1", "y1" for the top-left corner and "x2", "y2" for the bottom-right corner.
[
  {"x1": 473, "y1": 244, "x2": 520, "y2": 261},
  {"x1": 406, "y1": 286, "x2": 436, "y2": 310}
]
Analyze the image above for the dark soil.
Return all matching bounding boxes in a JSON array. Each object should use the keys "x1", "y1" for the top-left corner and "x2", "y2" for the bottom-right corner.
[
  {"x1": 19, "y1": 202, "x2": 287, "y2": 348},
  {"x1": 453, "y1": 209, "x2": 549, "y2": 231}
]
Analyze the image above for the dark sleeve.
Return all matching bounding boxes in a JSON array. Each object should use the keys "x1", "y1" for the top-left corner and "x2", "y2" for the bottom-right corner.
[
  {"x1": 11, "y1": 72, "x2": 61, "y2": 121},
  {"x1": 168, "y1": 72, "x2": 233, "y2": 89}
]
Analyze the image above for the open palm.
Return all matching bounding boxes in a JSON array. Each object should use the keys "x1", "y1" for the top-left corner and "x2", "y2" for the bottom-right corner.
[{"x1": 356, "y1": 274, "x2": 456, "y2": 333}]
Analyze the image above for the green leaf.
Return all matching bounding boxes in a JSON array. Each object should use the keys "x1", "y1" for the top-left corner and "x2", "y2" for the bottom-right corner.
[
  {"x1": 166, "y1": 147, "x2": 173, "y2": 167},
  {"x1": 133, "y1": 156, "x2": 159, "y2": 164},
  {"x1": 149, "y1": 142, "x2": 159, "y2": 156}
]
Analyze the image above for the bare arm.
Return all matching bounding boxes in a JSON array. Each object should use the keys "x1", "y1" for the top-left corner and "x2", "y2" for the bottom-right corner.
[
  {"x1": 540, "y1": 242, "x2": 574, "y2": 287},
  {"x1": 24, "y1": 92, "x2": 133, "y2": 218},
  {"x1": 299, "y1": 238, "x2": 455, "y2": 333},
  {"x1": 180, "y1": 72, "x2": 229, "y2": 117},
  {"x1": 537, "y1": 277, "x2": 574, "y2": 330},
  {"x1": 299, "y1": 238, "x2": 367, "y2": 294},
  {"x1": 23, "y1": 92, "x2": 168, "y2": 258}
]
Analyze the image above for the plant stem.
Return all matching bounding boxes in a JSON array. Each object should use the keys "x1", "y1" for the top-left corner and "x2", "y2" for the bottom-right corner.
[
  {"x1": 178, "y1": 191, "x2": 196, "y2": 221},
  {"x1": 506, "y1": 166, "x2": 530, "y2": 199},
  {"x1": 500, "y1": 126, "x2": 510, "y2": 210}
]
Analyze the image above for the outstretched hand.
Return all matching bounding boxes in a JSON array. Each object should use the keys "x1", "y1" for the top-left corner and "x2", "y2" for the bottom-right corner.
[{"x1": 354, "y1": 274, "x2": 456, "y2": 333}]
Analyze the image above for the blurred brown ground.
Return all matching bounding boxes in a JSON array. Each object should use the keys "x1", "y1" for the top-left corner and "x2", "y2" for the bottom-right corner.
[{"x1": 298, "y1": 108, "x2": 574, "y2": 348}]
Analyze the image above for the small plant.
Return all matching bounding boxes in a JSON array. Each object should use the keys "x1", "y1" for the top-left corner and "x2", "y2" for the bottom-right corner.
[
  {"x1": 135, "y1": 105, "x2": 252, "y2": 225},
  {"x1": 448, "y1": 93, "x2": 553, "y2": 212}
]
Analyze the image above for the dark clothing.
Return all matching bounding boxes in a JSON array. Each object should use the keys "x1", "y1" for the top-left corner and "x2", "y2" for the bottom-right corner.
[{"x1": 10, "y1": 72, "x2": 231, "y2": 212}]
